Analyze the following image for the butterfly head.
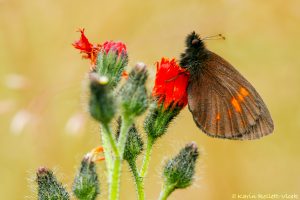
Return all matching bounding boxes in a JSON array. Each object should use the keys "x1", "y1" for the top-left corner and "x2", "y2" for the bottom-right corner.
[
  {"x1": 186, "y1": 31, "x2": 204, "y2": 48},
  {"x1": 180, "y1": 31, "x2": 207, "y2": 70}
]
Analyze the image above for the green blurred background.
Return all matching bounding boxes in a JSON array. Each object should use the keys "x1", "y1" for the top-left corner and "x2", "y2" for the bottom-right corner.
[{"x1": 1, "y1": 0, "x2": 300, "y2": 199}]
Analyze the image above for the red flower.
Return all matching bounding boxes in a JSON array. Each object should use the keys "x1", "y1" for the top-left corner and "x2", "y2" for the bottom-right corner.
[
  {"x1": 102, "y1": 41, "x2": 127, "y2": 56},
  {"x1": 152, "y1": 58, "x2": 190, "y2": 109},
  {"x1": 73, "y1": 29, "x2": 101, "y2": 66}
]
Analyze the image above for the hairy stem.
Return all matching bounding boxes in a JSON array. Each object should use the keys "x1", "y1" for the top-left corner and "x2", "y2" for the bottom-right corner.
[
  {"x1": 101, "y1": 123, "x2": 119, "y2": 179},
  {"x1": 109, "y1": 158, "x2": 121, "y2": 200},
  {"x1": 129, "y1": 161, "x2": 145, "y2": 200},
  {"x1": 140, "y1": 137, "x2": 154, "y2": 177},
  {"x1": 117, "y1": 116, "x2": 133, "y2": 159},
  {"x1": 109, "y1": 115, "x2": 133, "y2": 200},
  {"x1": 158, "y1": 183, "x2": 176, "y2": 200},
  {"x1": 102, "y1": 123, "x2": 120, "y2": 158},
  {"x1": 100, "y1": 125, "x2": 111, "y2": 173}
]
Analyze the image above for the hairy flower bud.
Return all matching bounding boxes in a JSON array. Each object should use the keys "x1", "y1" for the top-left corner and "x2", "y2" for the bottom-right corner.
[
  {"x1": 36, "y1": 167, "x2": 70, "y2": 200},
  {"x1": 89, "y1": 73, "x2": 115, "y2": 124},
  {"x1": 72, "y1": 156, "x2": 99, "y2": 200},
  {"x1": 95, "y1": 41, "x2": 128, "y2": 88},
  {"x1": 116, "y1": 118, "x2": 144, "y2": 162},
  {"x1": 119, "y1": 63, "x2": 148, "y2": 119},
  {"x1": 144, "y1": 101, "x2": 181, "y2": 142},
  {"x1": 163, "y1": 142, "x2": 199, "y2": 189}
]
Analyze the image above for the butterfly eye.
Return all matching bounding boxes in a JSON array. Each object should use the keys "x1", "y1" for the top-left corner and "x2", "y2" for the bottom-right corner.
[{"x1": 191, "y1": 39, "x2": 200, "y2": 45}]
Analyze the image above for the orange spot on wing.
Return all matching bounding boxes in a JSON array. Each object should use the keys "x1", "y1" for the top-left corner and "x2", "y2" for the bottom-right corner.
[
  {"x1": 237, "y1": 93, "x2": 244, "y2": 101},
  {"x1": 240, "y1": 87, "x2": 249, "y2": 97},
  {"x1": 216, "y1": 113, "x2": 221, "y2": 120},
  {"x1": 231, "y1": 98, "x2": 241, "y2": 112}
]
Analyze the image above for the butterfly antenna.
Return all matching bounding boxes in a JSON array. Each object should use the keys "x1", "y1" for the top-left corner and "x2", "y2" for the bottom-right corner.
[{"x1": 203, "y1": 34, "x2": 225, "y2": 41}]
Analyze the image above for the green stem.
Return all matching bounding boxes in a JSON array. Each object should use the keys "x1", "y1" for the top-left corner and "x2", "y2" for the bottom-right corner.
[
  {"x1": 140, "y1": 137, "x2": 154, "y2": 177},
  {"x1": 109, "y1": 115, "x2": 133, "y2": 200},
  {"x1": 100, "y1": 125, "x2": 112, "y2": 173},
  {"x1": 100, "y1": 123, "x2": 119, "y2": 178},
  {"x1": 117, "y1": 116, "x2": 133, "y2": 159},
  {"x1": 158, "y1": 184, "x2": 176, "y2": 200},
  {"x1": 129, "y1": 161, "x2": 145, "y2": 200},
  {"x1": 102, "y1": 123, "x2": 120, "y2": 158},
  {"x1": 109, "y1": 158, "x2": 121, "y2": 200}
]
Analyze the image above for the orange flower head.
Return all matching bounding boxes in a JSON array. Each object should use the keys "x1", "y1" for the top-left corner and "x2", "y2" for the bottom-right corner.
[{"x1": 152, "y1": 58, "x2": 190, "y2": 109}]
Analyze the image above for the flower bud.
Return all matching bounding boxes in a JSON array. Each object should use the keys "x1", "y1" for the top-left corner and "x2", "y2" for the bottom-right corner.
[
  {"x1": 89, "y1": 73, "x2": 115, "y2": 124},
  {"x1": 36, "y1": 167, "x2": 70, "y2": 200},
  {"x1": 95, "y1": 41, "x2": 128, "y2": 88},
  {"x1": 116, "y1": 118, "x2": 144, "y2": 162},
  {"x1": 118, "y1": 63, "x2": 148, "y2": 119},
  {"x1": 144, "y1": 101, "x2": 181, "y2": 142},
  {"x1": 162, "y1": 142, "x2": 199, "y2": 190},
  {"x1": 72, "y1": 156, "x2": 99, "y2": 200}
]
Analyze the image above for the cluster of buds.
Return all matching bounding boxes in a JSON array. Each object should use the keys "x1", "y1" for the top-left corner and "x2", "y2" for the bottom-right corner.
[{"x1": 35, "y1": 29, "x2": 200, "y2": 200}]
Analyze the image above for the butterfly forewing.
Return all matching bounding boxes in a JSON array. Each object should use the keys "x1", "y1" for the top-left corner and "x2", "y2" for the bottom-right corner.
[{"x1": 188, "y1": 51, "x2": 274, "y2": 140}]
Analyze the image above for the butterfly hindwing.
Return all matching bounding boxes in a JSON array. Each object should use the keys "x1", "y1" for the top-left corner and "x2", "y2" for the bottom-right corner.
[{"x1": 188, "y1": 51, "x2": 274, "y2": 140}]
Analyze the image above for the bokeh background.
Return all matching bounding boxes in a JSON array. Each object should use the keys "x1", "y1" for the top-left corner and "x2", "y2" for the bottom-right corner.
[{"x1": 1, "y1": 0, "x2": 300, "y2": 199}]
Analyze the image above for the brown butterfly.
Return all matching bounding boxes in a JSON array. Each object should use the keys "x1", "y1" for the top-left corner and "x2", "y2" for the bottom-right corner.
[{"x1": 180, "y1": 32, "x2": 274, "y2": 140}]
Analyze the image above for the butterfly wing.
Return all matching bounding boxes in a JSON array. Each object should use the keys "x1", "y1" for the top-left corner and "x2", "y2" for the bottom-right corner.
[{"x1": 188, "y1": 51, "x2": 274, "y2": 140}]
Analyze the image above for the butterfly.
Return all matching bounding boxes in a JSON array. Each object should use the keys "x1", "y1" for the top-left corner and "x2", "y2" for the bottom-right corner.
[{"x1": 179, "y1": 32, "x2": 274, "y2": 140}]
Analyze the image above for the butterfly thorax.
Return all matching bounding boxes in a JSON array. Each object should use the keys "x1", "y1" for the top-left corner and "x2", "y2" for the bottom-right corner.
[{"x1": 180, "y1": 31, "x2": 209, "y2": 77}]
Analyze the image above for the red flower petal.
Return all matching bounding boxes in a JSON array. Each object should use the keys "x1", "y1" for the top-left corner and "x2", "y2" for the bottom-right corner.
[
  {"x1": 73, "y1": 28, "x2": 101, "y2": 67},
  {"x1": 102, "y1": 41, "x2": 127, "y2": 56},
  {"x1": 152, "y1": 58, "x2": 190, "y2": 109},
  {"x1": 73, "y1": 28, "x2": 93, "y2": 52}
]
